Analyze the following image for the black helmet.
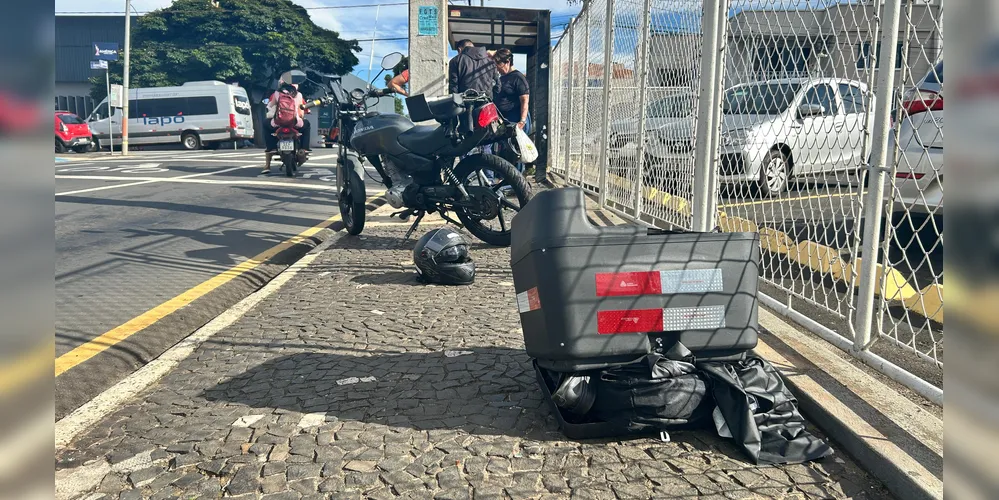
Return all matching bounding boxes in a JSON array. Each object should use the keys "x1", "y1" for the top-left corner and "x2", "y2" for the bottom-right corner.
[
  {"x1": 413, "y1": 228, "x2": 475, "y2": 285},
  {"x1": 551, "y1": 374, "x2": 596, "y2": 415}
]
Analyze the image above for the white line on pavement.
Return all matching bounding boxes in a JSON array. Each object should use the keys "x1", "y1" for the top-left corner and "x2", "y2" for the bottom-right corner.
[
  {"x1": 55, "y1": 235, "x2": 337, "y2": 451},
  {"x1": 56, "y1": 174, "x2": 338, "y2": 191},
  {"x1": 54, "y1": 165, "x2": 257, "y2": 196},
  {"x1": 297, "y1": 413, "x2": 327, "y2": 428}
]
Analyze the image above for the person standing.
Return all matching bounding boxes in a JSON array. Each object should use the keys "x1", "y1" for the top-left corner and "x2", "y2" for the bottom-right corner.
[
  {"x1": 449, "y1": 40, "x2": 499, "y2": 98},
  {"x1": 492, "y1": 48, "x2": 544, "y2": 180}
]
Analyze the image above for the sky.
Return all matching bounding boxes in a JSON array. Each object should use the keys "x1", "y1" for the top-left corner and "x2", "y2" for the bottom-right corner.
[{"x1": 54, "y1": 0, "x2": 583, "y2": 82}]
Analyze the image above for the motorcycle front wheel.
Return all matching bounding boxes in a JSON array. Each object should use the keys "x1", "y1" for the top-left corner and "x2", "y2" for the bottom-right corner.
[
  {"x1": 339, "y1": 165, "x2": 366, "y2": 235},
  {"x1": 452, "y1": 154, "x2": 533, "y2": 247}
]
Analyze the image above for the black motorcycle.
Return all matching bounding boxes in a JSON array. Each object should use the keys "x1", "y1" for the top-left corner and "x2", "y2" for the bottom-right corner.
[{"x1": 304, "y1": 52, "x2": 532, "y2": 247}]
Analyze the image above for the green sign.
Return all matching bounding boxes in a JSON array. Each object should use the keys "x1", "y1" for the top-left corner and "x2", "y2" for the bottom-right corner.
[{"x1": 418, "y1": 6, "x2": 439, "y2": 36}]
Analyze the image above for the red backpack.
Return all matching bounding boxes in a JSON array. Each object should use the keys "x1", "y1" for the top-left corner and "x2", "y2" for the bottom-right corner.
[{"x1": 273, "y1": 89, "x2": 299, "y2": 127}]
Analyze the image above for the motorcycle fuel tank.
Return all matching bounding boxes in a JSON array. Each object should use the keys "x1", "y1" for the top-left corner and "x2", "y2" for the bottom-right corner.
[{"x1": 350, "y1": 113, "x2": 413, "y2": 156}]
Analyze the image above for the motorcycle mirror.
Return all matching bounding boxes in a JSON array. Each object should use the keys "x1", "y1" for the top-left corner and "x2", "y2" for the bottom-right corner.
[
  {"x1": 280, "y1": 69, "x2": 308, "y2": 85},
  {"x1": 381, "y1": 52, "x2": 404, "y2": 70}
]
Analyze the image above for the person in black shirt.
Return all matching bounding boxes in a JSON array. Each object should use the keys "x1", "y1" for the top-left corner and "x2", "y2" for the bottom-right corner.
[
  {"x1": 492, "y1": 49, "x2": 530, "y2": 131},
  {"x1": 492, "y1": 48, "x2": 534, "y2": 175},
  {"x1": 448, "y1": 40, "x2": 499, "y2": 98}
]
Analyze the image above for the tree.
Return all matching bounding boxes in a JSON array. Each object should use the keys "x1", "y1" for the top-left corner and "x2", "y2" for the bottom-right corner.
[
  {"x1": 90, "y1": 0, "x2": 360, "y2": 141},
  {"x1": 384, "y1": 65, "x2": 406, "y2": 115}
]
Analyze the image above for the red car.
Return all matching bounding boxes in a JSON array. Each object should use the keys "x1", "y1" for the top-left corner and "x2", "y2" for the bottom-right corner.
[{"x1": 55, "y1": 111, "x2": 93, "y2": 153}]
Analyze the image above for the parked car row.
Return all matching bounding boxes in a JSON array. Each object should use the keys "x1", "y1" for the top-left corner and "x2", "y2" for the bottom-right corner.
[{"x1": 609, "y1": 77, "x2": 877, "y2": 196}]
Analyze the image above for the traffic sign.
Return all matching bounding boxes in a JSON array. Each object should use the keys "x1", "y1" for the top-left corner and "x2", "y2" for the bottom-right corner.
[
  {"x1": 94, "y1": 42, "x2": 119, "y2": 61},
  {"x1": 90, "y1": 60, "x2": 109, "y2": 70},
  {"x1": 109, "y1": 84, "x2": 124, "y2": 108}
]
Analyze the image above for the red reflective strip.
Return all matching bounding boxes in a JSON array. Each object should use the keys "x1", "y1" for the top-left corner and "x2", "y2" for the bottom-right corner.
[
  {"x1": 595, "y1": 271, "x2": 661, "y2": 297},
  {"x1": 597, "y1": 309, "x2": 663, "y2": 334},
  {"x1": 527, "y1": 288, "x2": 541, "y2": 311}
]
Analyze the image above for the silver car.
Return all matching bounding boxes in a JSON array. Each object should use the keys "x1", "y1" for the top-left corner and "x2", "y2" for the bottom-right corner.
[
  {"x1": 649, "y1": 78, "x2": 875, "y2": 195},
  {"x1": 885, "y1": 60, "x2": 943, "y2": 216},
  {"x1": 607, "y1": 91, "x2": 697, "y2": 166}
]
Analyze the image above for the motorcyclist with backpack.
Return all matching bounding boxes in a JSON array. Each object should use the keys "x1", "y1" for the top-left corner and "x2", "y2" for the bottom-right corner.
[{"x1": 262, "y1": 71, "x2": 313, "y2": 174}]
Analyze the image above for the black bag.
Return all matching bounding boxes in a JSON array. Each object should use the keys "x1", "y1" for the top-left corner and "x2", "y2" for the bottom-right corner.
[
  {"x1": 588, "y1": 354, "x2": 713, "y2": 432},
  {"x1": 699, "y1": 356, "x2": 834, "y2": 465}
]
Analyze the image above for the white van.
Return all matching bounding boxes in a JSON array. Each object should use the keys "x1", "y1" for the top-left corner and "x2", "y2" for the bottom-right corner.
[{"x1": 86, "y1": 81, "x2": 255, "y2": 150}]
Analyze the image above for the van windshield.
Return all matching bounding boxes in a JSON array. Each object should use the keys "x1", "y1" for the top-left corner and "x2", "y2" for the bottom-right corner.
[
  {"x1": 88, "y1": 102, "x2": 111, "y2": 121},
  {"x1": 724, "y1": 83, "x2": 802, "y2": 115}
]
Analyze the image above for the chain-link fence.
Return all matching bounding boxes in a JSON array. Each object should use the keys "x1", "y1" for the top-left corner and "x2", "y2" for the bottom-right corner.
[{"x1": 548, "y1": 0, "x2": 943, "y2": 404}]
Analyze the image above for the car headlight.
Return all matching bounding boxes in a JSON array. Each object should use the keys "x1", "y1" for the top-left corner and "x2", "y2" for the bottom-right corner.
[{"x1": 722, "y1": 129, "x2": 751, "y2": 146}]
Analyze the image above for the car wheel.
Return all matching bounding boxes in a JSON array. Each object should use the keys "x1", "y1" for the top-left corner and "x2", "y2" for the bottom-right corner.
[
  {"x1": 181, "y1": 132, "x2": 201, "y2": 151},
  {"x1": 758, "y1": 150, "x2": 790, "y2": 197},
  {"x1": 55, "y1": 138, "x2": 67, "y2": 154}
]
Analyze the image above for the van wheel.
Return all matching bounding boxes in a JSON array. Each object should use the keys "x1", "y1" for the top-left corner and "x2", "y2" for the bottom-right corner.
[
  {"x1": 55, "y1": 138, "x2": 67, "y2": 154},
  {"x1": 181, "y1": 132, "x2": 201, "y2": 150},
  {"x1": 758, "y1": 150, "x2": 789, "y2": 197}
]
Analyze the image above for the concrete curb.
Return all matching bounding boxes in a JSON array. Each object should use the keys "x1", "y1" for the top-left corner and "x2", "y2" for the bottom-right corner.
[{"x1": 755, "y1": 307, "x2": 943, "y2": 500}]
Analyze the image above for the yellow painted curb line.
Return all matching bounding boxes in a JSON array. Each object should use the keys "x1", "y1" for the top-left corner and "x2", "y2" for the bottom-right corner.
[
  {"x1": 717, "y1": 221, "x2": 932, "y2": 322},
  {"x1": 759, "y1": 227, "x2": 794, "y2": 254},
  {"x1": 56, "y1": 193, "x2": 384, "y2": 377},
  {"x1": 903, "y1": 284, "x2": 943, "y2": 324},
  {"x1": 718, "y1": 215, "x2": 759, "y2": 234}
]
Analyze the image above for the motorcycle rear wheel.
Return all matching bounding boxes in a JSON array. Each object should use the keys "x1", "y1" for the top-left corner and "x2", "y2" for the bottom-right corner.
[
  {"x1": 452, "y1": 154, "x2": 533, "y2": 247},
  {"x1": 281, "y1": 153, "x2": 295, "y2": 177},
  {"x1": 339, "y1": 165, "x2": 366, "y2": 235}
]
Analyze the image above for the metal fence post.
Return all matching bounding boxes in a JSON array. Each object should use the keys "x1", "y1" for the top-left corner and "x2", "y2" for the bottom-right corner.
[
  {"x1": 597, "y1": 0, "x2": 616, "y2": 207},
  {"x1": 853, "y1": 0, "x2": 905, "y2": 350},
  {"x1": 704, "y1": 0, "x2": 730, "y2": 230},
  {"x1": 633, "y1": 0, "x2": 653, "y2": 218},
  {"x1": 576, "y1": 8, "x2": 591, "y2": 188},
  {"x1": 691, "y1": 0, "x2": 726, "y2": 232},
  {"x1": 562, "y1": 21, "x2": 576, "y2": 183}
]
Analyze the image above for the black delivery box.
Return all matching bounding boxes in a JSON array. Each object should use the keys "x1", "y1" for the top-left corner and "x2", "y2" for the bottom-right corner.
[{"x1": 510, "y1": 188, "x2": 760, "y2": 372}]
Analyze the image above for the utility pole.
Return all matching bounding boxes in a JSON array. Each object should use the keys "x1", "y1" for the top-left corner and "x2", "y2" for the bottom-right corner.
[
  {"x1": 367, "y1": 5, "x2": 381, "y2": 82},
  {"x1": 122, "y1": 0, "x2": 131, "y2": 155}
]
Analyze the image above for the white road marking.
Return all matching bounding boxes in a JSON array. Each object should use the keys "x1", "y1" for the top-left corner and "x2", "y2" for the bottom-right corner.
[
  {"x1": 59, "y1": 157, "x2": 268, "y2": 165},
  {"x1": 54, "y1": 175, "x2": 382, "y2": 195},
  {"x1": 54, "y1": 460, "x2": 111, "y2": 500},
  {"x1": 232, "y1": 414, "x2": 266, "y2": 427},
  {"x1": 55, "y1": 235, "x2": 337, "y2": 451},
  {"x1": 335, "y1": 376, "x2": 376, "y2": 386},
  {"x1": 297, "y1": 413, "x2": 326, "y2": 428},
  {"x1": 54, "y1": 165, "x2": 257, "y2": 196},
  {"x1": 308, "y1": 153, "x2": 339, "y2": 161}
]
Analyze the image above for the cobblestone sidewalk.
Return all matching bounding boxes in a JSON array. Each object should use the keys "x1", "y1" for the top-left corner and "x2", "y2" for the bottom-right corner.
[{"x1": 56, "y1": 206, "x2": 889, "y2": 499}]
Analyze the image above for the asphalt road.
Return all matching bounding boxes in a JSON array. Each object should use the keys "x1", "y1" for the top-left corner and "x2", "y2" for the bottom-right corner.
[{"x1": 55, "y1": 148, "x2": 384, "y2": 418}]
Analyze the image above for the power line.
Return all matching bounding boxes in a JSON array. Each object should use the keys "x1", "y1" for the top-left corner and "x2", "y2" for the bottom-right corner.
[
  {"x1": 58, "y1": 36, "x2": 407, "y2": 50},
  {"x1": 56, "y1": 2, "x2": 408, "y2": 15}
]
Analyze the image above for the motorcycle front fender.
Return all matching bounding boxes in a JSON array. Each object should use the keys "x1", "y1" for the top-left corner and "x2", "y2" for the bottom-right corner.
[{"x1": 339, "y1": 151, "x2": 366, "y2": 179}]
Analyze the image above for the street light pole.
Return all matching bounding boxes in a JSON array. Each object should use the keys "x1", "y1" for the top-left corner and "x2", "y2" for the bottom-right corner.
[{"x1": 122, "y1": 0, "x2": 131, "y2": 155}]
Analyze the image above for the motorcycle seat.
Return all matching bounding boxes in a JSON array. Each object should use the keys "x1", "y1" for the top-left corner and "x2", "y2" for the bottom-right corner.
[{"x1": 397, "y1": 125, "x2": 451, "y2": 156}]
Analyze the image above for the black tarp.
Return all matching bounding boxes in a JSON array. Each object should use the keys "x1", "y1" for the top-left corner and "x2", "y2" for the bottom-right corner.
[
  {"x1": 699, "y1": 356, "x2": 834, "y2": 465},
  {"x1": 542, "y1": 351, "x2": 833, "y2": 465}
]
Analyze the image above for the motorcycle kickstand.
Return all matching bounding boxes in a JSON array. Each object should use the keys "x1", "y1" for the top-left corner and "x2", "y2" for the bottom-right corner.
[
  {"x1": 390, "y1": 208, "x2": 415, "y2": 222},
  {"x1": 403, "y1": 211, "x2": 426, "y2": 240},
  {"x1": 437, "y1": 209, "x2": 464, "y2": 229}
]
